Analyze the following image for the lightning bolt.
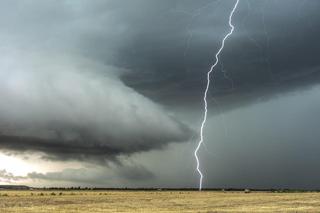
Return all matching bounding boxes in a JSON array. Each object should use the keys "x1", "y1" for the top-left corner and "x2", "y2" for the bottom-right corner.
[{"x1": 194, "y1": 0, "x2": 240, "y2": 191}]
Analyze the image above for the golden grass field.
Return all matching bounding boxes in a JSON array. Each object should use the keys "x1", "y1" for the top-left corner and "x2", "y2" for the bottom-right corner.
[{"x1": 1, "y1": 190, "x2": 320, "y2": 212}]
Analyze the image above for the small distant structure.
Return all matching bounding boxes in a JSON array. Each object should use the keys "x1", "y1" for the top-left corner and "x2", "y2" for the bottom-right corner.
[{"x1": 244, "y1": 189, "x2": 251, "y2": 193}]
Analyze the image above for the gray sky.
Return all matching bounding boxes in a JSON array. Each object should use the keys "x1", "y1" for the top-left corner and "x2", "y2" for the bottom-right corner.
[{"x1": 0, "y1": 0, "x2": 320, "y2": 189}]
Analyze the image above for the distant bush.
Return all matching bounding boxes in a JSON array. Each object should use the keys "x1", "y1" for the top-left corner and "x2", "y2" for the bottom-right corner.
[
  {"x1": 50, "y1": 192, "x2": 56, "y2": 196},
  {"x1": 39, "y1": 193, "x2": 44, "y2": 196},
  {"x1": 59, "y1": 192, "x2": 63, "y2": 196},
  {"x1": 1, "y1": 193, "x2": 8, "y2": 197}
]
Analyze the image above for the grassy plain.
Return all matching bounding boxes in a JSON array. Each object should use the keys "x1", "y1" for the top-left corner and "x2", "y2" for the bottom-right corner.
[{"x1": 0, "y1": 190, "x2": 320, "y2": 212}]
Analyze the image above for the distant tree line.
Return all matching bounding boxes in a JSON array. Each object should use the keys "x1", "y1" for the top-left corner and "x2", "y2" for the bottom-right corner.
[{"x1": 0, "y1": 185, "x2": 319, "y2": 192}]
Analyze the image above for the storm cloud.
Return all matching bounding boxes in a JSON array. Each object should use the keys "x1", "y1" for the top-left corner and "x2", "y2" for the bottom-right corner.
[
  {"x1": 1, "y1": 0, "x2": 318, "y2": 109},
  {"x1": 1, "y1": 0, "x2": 320, "y2": 188},
  {"x1": 115, "y1": 0, "x2": 320, "y2": 108},
  {"x1": 0, "y1": 1, "x2": 204, "y2": 162},
  {"x1": 0, "y1": 51, "x2": 192, "y2": 161}
]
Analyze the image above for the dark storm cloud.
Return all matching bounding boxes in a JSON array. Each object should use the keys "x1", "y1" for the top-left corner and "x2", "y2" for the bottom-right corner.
[
  {"x1": 115, "y1": 165, "x2": 154, "y2": 181},
  {"x1": 2, "y1": 0, "x2": 318, "y2": 109},
  {"x1": 0, "y1": 52, "x2": 192, "y2": 162},
  {"x1": 0, "y1": 0, "x2": 196, "y2": 162},
  {"x1": 1, "y1": 0, "x2": 320, "y2": 185},
  {"x1": 116, "y1": 0, "x2": 320, "y2": 108}
]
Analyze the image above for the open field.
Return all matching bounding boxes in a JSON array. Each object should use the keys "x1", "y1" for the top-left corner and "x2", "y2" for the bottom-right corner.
[{"x1": 1, "y1": 190, "x2": 320, "y2": 212}]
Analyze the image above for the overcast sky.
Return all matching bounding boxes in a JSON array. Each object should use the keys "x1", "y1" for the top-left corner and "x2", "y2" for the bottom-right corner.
[{"x1": 1, "y1": 0, "x2": 320, "y2": 189}]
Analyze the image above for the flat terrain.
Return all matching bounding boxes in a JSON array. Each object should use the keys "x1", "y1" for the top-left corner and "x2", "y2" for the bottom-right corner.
[{"x1": 1, "y1": 190, "x2": 320, "y2": 212}]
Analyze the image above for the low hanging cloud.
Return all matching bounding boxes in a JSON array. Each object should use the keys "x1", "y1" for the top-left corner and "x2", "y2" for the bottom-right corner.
[
  {"x1": 0, "y1": 169, "x2": 26, "y2": 183},
  {"x1": 0, "y1": 164, "x2": 154, "y2": 186},
  {"x1": 28, "y1": 165, "x2": 154, "y2": 185},
  {"x1": 0, "y1": 50, "x2": 192, "y2": 162}
]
